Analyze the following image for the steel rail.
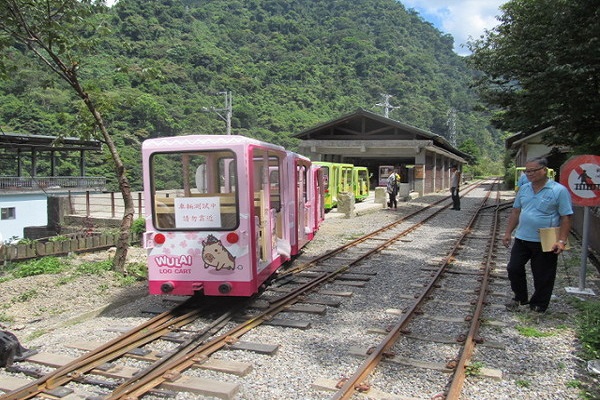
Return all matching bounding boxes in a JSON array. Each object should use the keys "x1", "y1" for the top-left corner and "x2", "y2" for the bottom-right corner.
[
  {"x1": 105, "y1": 186, "x2": 487, "y2": 398},
  {"x1": 106, "y1": 270, "x2": 344, "y2": 399},
  {"x1": 2, "y1": 181, "x2": 486, "y2": 400},
  {"x1": 444, "y1": 181, "x2": 501, "y2": 399},
  {"x1": 108, "y1": 305, "x2": 240, "y2": 398},
  {"x1": 331, "y1": 180, "x2": 498, "y2": 400},
  {"x1": 0, "y1": 298, "x2": 207, "y2": 400},
  {"x1": 277, "y1": 182, "x2": 481, "y2": 279}
]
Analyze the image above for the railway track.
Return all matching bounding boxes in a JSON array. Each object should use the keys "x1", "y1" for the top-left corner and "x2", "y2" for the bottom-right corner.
[
  {"x1": 0, "y1": 181, "x2": 591, "y2": 399},
  {"x1": 329, "y1": 180, "x2": 507, "y2": 399}
]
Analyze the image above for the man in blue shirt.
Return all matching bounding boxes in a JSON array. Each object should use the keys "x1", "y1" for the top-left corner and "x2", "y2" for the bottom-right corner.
[{"x1": 502, "y1": 157, "x2": 573, "y2": 313}]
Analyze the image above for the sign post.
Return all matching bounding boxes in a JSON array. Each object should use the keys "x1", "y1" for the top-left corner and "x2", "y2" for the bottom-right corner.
[{"x1": 560, "y1": 154, "x2": 600, "y2": 296}]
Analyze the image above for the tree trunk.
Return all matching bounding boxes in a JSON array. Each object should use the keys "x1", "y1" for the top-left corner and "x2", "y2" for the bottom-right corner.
[
  {"x1": 81, "y1": 93, "x2": 134, "y2": 273},
  {"x1": 0, "y1": 1, "x2": 134, "y2": 273}
]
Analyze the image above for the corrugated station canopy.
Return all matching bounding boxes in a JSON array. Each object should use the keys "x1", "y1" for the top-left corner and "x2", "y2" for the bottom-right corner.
[
  {"x1": 293, "y1": 108, "x2": 470, "y2": 162},
  {"x1": 0, "y1": 132, "x2": 102, "y2": 152}
]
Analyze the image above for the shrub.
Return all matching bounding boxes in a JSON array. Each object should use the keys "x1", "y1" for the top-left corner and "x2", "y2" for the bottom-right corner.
[
  {"x1": 575, "y1": 299, "x2": 600, "y2": 360},
  {"x1": 131, "y1": 217, "x2": 146, "y2": 236},
  {"x1": 12, "y1": 257, "x2": 66, "y2": 278}
]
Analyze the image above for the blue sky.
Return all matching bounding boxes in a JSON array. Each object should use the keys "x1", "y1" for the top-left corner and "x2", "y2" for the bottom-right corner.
[{"x1": 400, "y1": 0, "x2": 508, "y2": 56}]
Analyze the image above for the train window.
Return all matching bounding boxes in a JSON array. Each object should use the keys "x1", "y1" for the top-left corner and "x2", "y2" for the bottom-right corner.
[
  {"x1": 321, "y1": 167, "x2": 330, "y2": 190},
  {"x1": 252, "y1": 150, "x2": 282, "y2": 212},
  {"x1": 150, "y1": 151, "x2": 238, "y2": 231},
  {"x1": 298, "y1": 164, "x2": 308, "y2": 202},
  {"x1": 1, "y1": 207, "x2": 16, "y2": 220}
]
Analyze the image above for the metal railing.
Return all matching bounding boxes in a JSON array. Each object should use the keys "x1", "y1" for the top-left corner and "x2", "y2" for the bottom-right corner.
[
  {"x1": 68, "y1": 191, "x2": 145, "y2": 219},
  {"x1": 0, "y1": 176, "x2": 106, "y2": 191}
]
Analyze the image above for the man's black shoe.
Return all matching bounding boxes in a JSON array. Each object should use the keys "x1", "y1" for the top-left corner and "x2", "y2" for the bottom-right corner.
[
  {"x1": 530, "y1": 305, "x2": 546, "y2": 313},
  {"x1": 505, "y1": 299, "x2": 529, "y2": 311}
]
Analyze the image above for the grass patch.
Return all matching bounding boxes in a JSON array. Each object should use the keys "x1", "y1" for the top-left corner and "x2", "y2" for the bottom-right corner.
[
  {"x1": 12, "y1": 289, "x2": 39, "y2": 303},
  {"x1": 515, "y1": 325, "x2": 554, "y2": 338},
  {"x1": 465, "y1": 361, "x2": 484, "y2": 376},
  {"x1": 515, "y1": 379, "x2": 531, "y2": 388},
  {"x1": 11, "y1": 257, "x2": 66, "y2": 278},
  {"x1": 27, "y1": 329, "x2": 47, "y2": 341},
  {"x1": 566, "y1": 380, "x2": 582, "y2": 389},
  {"x1": 573, "y1": 298, "x2": 600, "y2": 360},
  {"x1": 118, "y1": 261, "x2": 148, "y2": 286},
  {"x1": 0, "y1": 312, "x2": 15, "y2": 323},
  {"x1": 74, "y1": 259, "x2": 113, "y2": 275}
]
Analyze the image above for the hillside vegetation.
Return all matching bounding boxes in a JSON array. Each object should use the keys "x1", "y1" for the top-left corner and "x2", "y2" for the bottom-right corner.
[{"x1": 0, "y1": 0, "x2": 504, "y2": 190}]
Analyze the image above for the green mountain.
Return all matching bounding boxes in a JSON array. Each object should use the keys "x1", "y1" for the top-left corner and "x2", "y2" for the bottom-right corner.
[{"x1": 0, "y1": 0, "x2": 504, "y2": 190}]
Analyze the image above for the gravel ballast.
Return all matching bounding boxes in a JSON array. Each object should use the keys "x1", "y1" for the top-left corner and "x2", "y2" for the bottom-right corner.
[{"x1": 1, "y1": 188, "x2": 599, "y2": 399}]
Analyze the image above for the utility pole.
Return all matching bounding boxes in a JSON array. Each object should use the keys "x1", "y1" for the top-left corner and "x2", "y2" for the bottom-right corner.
[
  {"x1": 203, "y1": 91, "x2": 232, "y2": 135},
  {"x1": 375, "y1": 93, "x2": 400, "y2": 118}
]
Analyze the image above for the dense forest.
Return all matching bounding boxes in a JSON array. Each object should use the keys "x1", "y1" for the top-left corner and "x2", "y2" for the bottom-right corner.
[{"x1": 0, "y1": 0, "x2": 505, "y2": 191}]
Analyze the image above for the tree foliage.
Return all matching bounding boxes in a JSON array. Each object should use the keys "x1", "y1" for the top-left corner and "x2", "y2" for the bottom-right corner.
[
  {"x1": 467, "y1": 0, "x2": 600, "y2": 154},
  {"x1": 0, "y1": 0, "x2": 505, "y2": 192},
  {"x1": 0, "y1": 0, "x2": 135, "y2": 273}
]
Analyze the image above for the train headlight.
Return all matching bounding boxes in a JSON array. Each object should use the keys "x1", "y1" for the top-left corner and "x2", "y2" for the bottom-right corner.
[
  {"x1": 154, "y1": 233, "x2": 166, "y2": 245},
  {"x1": 226, "y1": 232, "x2": 239, "y2": 244}
]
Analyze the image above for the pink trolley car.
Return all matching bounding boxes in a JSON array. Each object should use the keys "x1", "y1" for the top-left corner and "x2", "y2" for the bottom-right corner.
[{"x1": 142, "y1": 135, "x2": 323, "y2": 296}]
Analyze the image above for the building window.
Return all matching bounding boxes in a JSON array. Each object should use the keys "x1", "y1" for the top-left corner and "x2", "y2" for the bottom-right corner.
[{"x1": 1, "y1": 207, "x2": 16, "y2": 220}]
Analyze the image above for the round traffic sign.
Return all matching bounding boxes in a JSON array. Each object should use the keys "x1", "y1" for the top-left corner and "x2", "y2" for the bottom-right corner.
[{"x1": 560, "y1": 155, "x2": 600, "y2": 207}]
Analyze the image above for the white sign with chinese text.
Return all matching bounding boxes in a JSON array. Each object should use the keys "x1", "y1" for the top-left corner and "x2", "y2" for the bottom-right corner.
[{"x1": 175, "y1": 197, "x2": 221, "y2": 228}]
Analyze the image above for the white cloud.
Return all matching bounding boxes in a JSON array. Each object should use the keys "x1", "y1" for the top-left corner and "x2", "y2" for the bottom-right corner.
[{"x1": 400, "y1": 0, "x2": 507, "y2": 55}]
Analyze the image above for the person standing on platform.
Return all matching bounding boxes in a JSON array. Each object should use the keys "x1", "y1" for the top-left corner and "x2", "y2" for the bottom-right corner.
[
  {"x1": 386, "y1": 169, "x2": 400, "y2": 209},
  {"x1": 450, "y1": 165, "x2": 461, "y2": 210}
]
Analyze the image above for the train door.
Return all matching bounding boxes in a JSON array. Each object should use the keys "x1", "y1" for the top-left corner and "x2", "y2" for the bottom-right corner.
[
  {"x1": 295, "y1": 160, "x2": 311, "y2": 252},
  {"x1": 329, "y1": 164, "x2": 341, "y2": 207},
  {"x1": 339, "y1": 164, "x2": 353, "y2": 194},
  {"x1": 252, "y1": 148, "x2": 289, "y2": 281},
  {"x1": 311, "y1": 166, "x2": 325, "y2": 233},
  {"x1": 316, "y1": 162, "x2": 334, "y2": 210},
  {"x1": 353, "y1": 166, "x2": 370, "y2": 201}
]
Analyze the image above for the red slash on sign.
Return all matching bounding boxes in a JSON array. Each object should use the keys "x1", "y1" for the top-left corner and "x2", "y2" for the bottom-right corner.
[{"x1": 560, "y1": 155, "x2": 600, "y2": 207}]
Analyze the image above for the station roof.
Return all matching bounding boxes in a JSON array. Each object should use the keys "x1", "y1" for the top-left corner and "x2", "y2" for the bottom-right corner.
[
  {"x1": 0, "y1": 132, "x2": 102, "y2": 152},
  {"x1": 293, "y1": 108, "x2": 471, "y2": 162}
]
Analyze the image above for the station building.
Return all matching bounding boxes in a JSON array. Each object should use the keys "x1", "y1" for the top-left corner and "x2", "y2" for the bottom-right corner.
[
  {"x1": 0, "y1": 133, "x2": 104, "y2": 241},
  {"x1": 294, "y1": 108, "x2": 469, "y2": 197}
]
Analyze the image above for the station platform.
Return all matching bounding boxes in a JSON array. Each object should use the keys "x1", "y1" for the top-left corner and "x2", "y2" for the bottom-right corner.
[{"x1": 325, "y1": 192, "x2": 385, "y2": 219}]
